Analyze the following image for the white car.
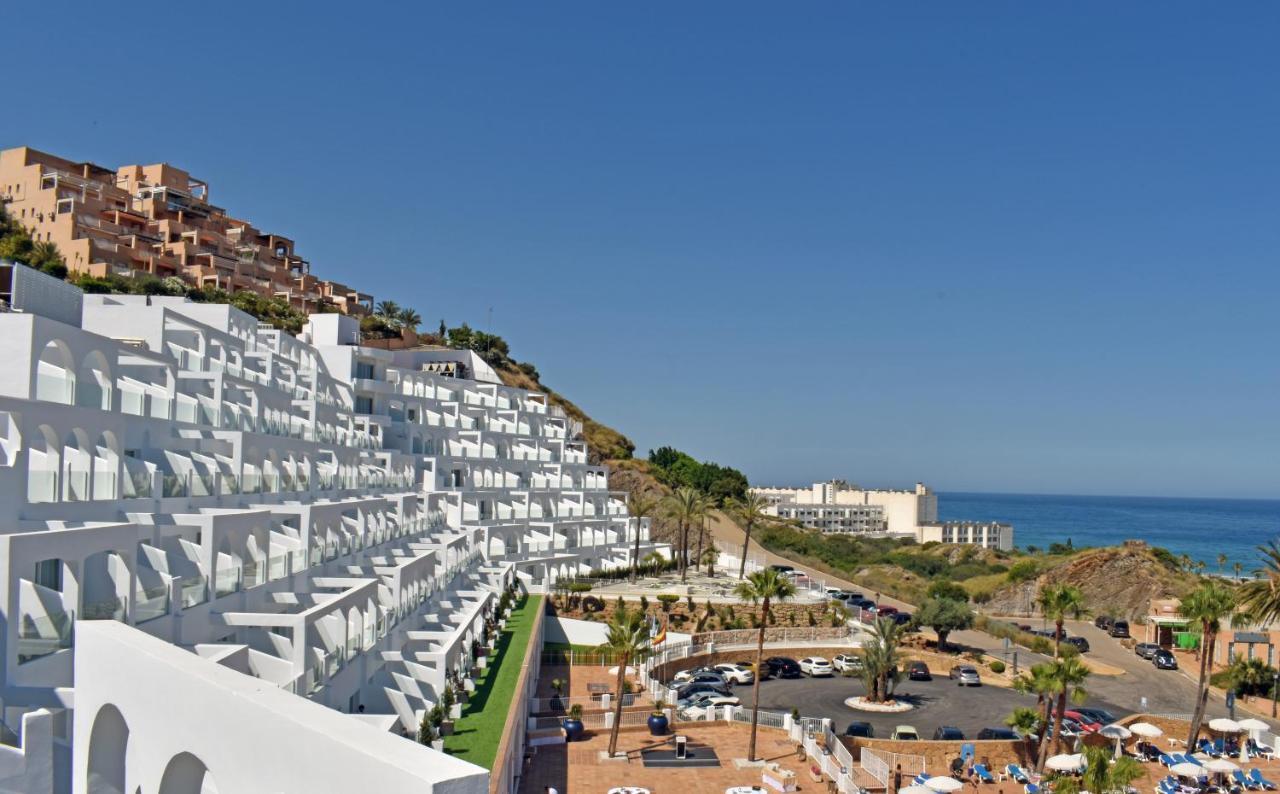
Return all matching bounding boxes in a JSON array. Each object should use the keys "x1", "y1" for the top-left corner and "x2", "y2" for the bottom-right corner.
[
  {"x1": 798, "y1": 656, "x2": 834, "y2": 677},
  {"x1": 672, "y1": 666, "x2": 718, "y2": 684},
  {"x1": 714, "y1": 663, "x2": 755, "y2": 684},
  {"x1": 677, "y1": 693, "x2": 741, "y2": 713},
  {"x1": 832, "y1": 654, "x2": 863, "y2": 673}
]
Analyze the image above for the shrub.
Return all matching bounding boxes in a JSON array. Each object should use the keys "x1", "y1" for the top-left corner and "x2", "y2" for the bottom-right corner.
[
  {"x1": 989, "y1": 660, "x2": 1006, "y2": 674},
  {"x1": 656, "y1": 594, "x2": 680, "y2": 612},
  {"x1": 566, "y1": 582, "x2": 593, "y2": 593},
  {"x1": 1006, "y1": 559, "x2": 1041, "y2": 583}
]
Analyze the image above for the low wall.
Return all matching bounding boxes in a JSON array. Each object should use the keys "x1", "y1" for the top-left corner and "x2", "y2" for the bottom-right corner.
[
  {"x1": 490, "y1": 598, "x2": 546, "y2": 794},
  {"x1": 692, "y1": 626, "x2": 852, "y2": 646},
  {"x1": 845, "y1": 736, "x2": 1031, "y2": 774}
]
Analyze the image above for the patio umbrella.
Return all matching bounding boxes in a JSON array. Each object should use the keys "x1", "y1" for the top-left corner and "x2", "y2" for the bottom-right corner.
[
  {"x1": 1046, "y1": 754, "x2": 1085, "y2": 772},
  {"x1": 900, "y1": 786, "x2": 934, "y2": 794},
  {"x1": 1204, "y1": 759, "x2": 1240, "y2": 773},
  {"x1": 1238, "y1": 718, "x2": 1271, "y2": 761},
  {"x1": 1171, "y1": 762, "x2": 1205, "y2": 779},
  {"x1": 925, "y1": 777, "x2": 965, "y2": 793},
  {"x1": 1209, "y1": 718, "x2": 1243, "y2": 733},
  {"x1": 1100, "y1": 724, "x2": 1132, "y2": 759},
  {"x1": 1129, "y1": 722, "x2": 1164, "y2": 738}
]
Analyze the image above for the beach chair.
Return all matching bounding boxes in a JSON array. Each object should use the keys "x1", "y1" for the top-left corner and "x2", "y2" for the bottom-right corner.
[
  {"x1": 1233, "y1": 770, "x2": 1260, "y2": 790},
  {"x1": 974, "y1": 764, "x2": 995, "y2": 784},
  {"x1": 1159, "y1": 754, "x2": 1177, "y2": 767},
  {"x1": 1214, "y1": 738, "x2": 1228, "y2": 756},
  {"x1": 1249, "y1": 769, "x2": 1278, "y2": 790},
  {"x1": 915, "y1": 774, "x2": 932, "y2": 786},
  {"x1": 1025, "y1": 784, "x2": 1041, "y2": 794},
  {"x1": 1007, "y1": 764, "x2": 1030, "y2": 784},
  {"x1": 1249, "y1": 739, "x2": 1276, "y2": 760},
  {"x1": 1198, "y1": 739, "x2": 1220, "y2": 758}
]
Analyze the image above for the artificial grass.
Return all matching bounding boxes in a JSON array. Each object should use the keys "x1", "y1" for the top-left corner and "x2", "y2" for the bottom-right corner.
[{"x1": 443, "y1": 594, "x2": 542, "y2": 768}]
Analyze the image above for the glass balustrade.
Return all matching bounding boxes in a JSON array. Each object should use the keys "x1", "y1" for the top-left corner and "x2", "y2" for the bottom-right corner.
[
  {"x1": 134, "y1": 583, "x2": 170, "y2": 623},
  {"x1": 178, "y1": 575, "x2": 208, "y2": 608},
  {"x1": 17, "y1": 608, "x2": 74, "y2": 664}
]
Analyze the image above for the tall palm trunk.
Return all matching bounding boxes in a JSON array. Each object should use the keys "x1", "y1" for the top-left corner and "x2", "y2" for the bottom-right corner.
[
  {"x1": 1038, "y1": 690, "x2": 1068, "y2": 771},
  {"x1": 738, "y1": 519, "x2": 752, "y2": 579},
  {"x1": 748, "y1": 595, "x2": 769, "y2": 762},
  {"x1": 630, "y1": 518, "x2": 642, "y2": 583},
  {"x1": 1054, "y1": 618, "x2": 1063, "y2": 658},
  {"x1": 694, "y1": 518, "x2": 705, "y2": 573},
  {"x1": 1187, "y1": 624, "x2": 1214, "y2": 748},
  {"x1": 607, "y1": 650, "x2": 629, "y2": 757},
  {"x1": 679, "y1": 520, "x2": 690, "y2": 582}
]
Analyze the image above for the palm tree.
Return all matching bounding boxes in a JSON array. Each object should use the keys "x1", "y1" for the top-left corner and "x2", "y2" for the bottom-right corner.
[
  {"x1": 662, "y1": 487, "x2": 710, "y2": 582},
  {"x1": 1013, "y1": 663, "x2": 1060, "y2": 758},
  {"x1": 598, "y1": 604, "x2": 653, "y2": 759},
  {"x1": 735, "y1": 569, "x2": 796, "y2": 762},
  {"x1": 397, "y1": 308, "x2": 422, "y2": 332},
  {"x1": 859, "y1": 617, "x2": 906, "y2": 703},
  {"x1": 1038, "y1": 655, "x2": 1090, "y2": 771},
  {"x1": 1238, "y1": 541, "x2": 1280, "y2": 623},
  {"x1": 375, "y1": 300, "x2": 401, "y2": 324},
  {"x1": 1180, "y1": 579, "x2": 1236, "y2": 749},
  {"x1": 726, "y1": 493, "x2": 771, "y2": 579},
  {"x1": 1036, "y1": 584, "x2": 1088, "y2": 658},
  {"x1": 1053, "y1": 746, "x2": 1142, "y2": 794},
  {"x1": 1005, "y1": 706, "x2": 1042, "y2": 763},
  {"x1": 700, "y1": 545, "x2": 720, "y2": 577},
  {"x1": 627, "y1": 492, "x2": 658, "y2": 583},
  {"x1": 1218, "y1": 553, "x2": 1229, "y2": 576},
  {"x1": 1234, "y1": 562, "x2": 1244, "y2": 582}
]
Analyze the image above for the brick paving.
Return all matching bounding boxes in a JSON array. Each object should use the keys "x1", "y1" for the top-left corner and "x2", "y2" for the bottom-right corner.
[{"x1": 517, "y1": 722, "x2": 821, "y2": 794}]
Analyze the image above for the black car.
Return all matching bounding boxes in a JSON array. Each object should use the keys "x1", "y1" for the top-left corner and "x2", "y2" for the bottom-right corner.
[
  {"x1": 765, "y1": 656, "x2": 802, "y2": 678},
  {"x1": 1095, "y1": 615, "x2": 1115, "y2": 630},
  {"x1": 908, "y1": 661, "x2": 932, "y2": 681},
  {"x1": 844, "y1": 721, "x2": 875, "y2": 738},
  {"x1": 769, "y1": 564, "x2": 795, "y2": 573},
  {"x1": 977, "y1": 727, "x2": 1019, "y2": 740},
  {"x1": 851, "y1": 598, "x2": 875, "y2": 610},
  {"x1": 893, "y1": 612, "x2": 914, "y2": 626},
  {"x1": 1138, "y1": 644, "x2": 1163, "y2": 660},
  {"x1": 674, "y1": 682, "x2": 731, "y2": 700},
  {"x1": 1073, "y1": 707, "x2": 1118, "y2": 725},
  {"x1": 1064, "y1": 636, "x2": 1091, "y2": 654},
  {"x1": 1109, "y1": 620, "x2": 1131, "y2": 638},
  {"x1": 1153, "y1": 649, "x2": 1178, "y2": 670},
  {"x1": 933, "y1": 726, "x2": 965, "y2": 740}
]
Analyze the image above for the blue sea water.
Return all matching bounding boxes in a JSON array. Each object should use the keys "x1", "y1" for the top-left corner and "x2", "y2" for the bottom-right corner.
[{"x1": 938, "y1": 492, "x2": 1280, "y2": 573}]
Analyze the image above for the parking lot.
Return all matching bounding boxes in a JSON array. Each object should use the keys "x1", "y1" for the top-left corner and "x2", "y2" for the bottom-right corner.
[{"x1": 730, "y1": 671, "x2": 1130, "y2": 739}]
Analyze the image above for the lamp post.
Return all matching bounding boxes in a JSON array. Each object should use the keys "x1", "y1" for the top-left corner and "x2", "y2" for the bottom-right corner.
[{"x1": 1271, "y1": 670, "x2": 1278, "y2": 718}]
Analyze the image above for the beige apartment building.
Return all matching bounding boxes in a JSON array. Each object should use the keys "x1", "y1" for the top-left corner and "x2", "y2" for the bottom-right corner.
[{"x1": 0, "y1": 146, "x2": 373, "y2": 315}]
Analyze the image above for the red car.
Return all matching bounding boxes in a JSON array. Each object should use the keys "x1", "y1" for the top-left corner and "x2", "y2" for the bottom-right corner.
[{"x1": 1063, "y1": 710, "x2": 1101, "y2": 732}]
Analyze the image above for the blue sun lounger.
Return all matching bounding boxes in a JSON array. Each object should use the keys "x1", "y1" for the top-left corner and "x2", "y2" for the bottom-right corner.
[
  {"x1": 1006, "y1": 764, "x2": 1030, "y2": 784},
  {"x1": 973, "y1": 764, "x2": 995, "y2": 784},
  {"x1": 1234, "y1": 770, "x2": 1261, "y2": 790},
  {"x1": 1250, "y1": 769, "x2": 1278, "y2": 790}
]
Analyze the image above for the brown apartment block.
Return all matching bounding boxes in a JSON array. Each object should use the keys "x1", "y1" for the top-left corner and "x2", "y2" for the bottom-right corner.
[{"x1": 0, "y1": 146, "x2": 373, "y2": 315}]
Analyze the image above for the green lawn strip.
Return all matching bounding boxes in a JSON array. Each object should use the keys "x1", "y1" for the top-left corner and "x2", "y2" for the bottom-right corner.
[{"x1": 443, "y1": 594, "x2": 541, "y2": 767}]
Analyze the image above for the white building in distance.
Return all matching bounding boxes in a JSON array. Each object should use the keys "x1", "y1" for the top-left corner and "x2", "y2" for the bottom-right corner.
[
  {"x1": 0, "y1": 263, "x2": 666, "y2": 793},
  {"x1": 752, "y1": 480, "x2": 1012, "y2": 550}
]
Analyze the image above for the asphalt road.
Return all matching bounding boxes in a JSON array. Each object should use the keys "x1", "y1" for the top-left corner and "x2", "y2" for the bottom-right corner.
[{"x1": 731, "y1": 673, "x2": 1129, "y2": 740}]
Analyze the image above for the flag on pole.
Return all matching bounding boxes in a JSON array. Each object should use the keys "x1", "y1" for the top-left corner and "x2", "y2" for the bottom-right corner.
[{"x1": 653, "y1": 618, "x2": 667, "y2": 646}]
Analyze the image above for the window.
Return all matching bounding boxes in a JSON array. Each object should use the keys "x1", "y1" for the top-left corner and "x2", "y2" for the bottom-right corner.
[{"x1": 34, "y1": 559, "x2": 62, "y2": 591}]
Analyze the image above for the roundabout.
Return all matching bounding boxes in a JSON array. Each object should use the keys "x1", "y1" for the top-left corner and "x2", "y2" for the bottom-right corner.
[{"x1": 844, "y1": 696, "x2": 914, "y2": 713}]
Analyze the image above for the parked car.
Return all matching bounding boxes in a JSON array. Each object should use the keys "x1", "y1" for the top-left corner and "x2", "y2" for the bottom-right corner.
[
  {"x1": 933, "y1": 726, "x2": 965, "y2": 740},
  {"x1": 1153, "y1": 649, "x2": 1178, "y2": 670},
  {"x1": 738, "y1": 659, "x2": 770, "y2": 680},
  {"x1": 799, "y1": 656, "x2": 834, "y2": 677},
  {"x1": 674, "y1": 682, "x2": 731, "y2": 701},
  {"x1": 1073, "y1": 707, "x2": 1119, "y2": 726},
  {"x1": 833, "y1": 654, "x2": 863, "y2": 673},
  {"x1": 672, "y1": 666, "x2": 718, "y2": 684},
  {"x1": 1135, "y1": 643, "x2": 1161, "y2": 659},
  {"x1": 1095, "y1": 615, "x2": 1115, "y2": 631},
  {"x1": 977, "y1": 727, "x2": 1019, "y2": 740},
  {"x1": 1064, "y1": 710, "x2": 1102, "y2": 732},
  {"x1": 676, "y1": 671, "x2": 728, "y2": 688},
  {"x1": 764, "y1": 657, "x2": 802, "y2": 678},
  {"x1": 891, "y1": 725, "x2": 920, "y2": 741},
  {"x1": 714, "y1": 663, "x2": 755, "y2": 684},
  {"x1": 769, "y1": 564, "x2": 795, "y2": 574},
  {"x1": 677, "y1": 692, "x2": 740, "y2": 711},
  {"x1": 875, "y1": 605, "x2": 900, "y2": 617},
  {"x1": 893, "y1": 612, "x2": 914, "y2": 626},
  {"x1": 844, "y1": 721, "x2": 875, "y2": 738},
  {"x1": 1064, "y1": 636, "x2": 1091, "y2": 654},
  {"x1": 907, "y1": 661, "x2": 932, "y2": 681},
  {"x1": 1109, "y1": 620, "x2": 1131, "y2": 638},
  {"x1": 949, "y1": 665, "x2": 981, "y2": 686},
  {"x1": 850, "y1": 598, "x2": 875, "y2": 610}
]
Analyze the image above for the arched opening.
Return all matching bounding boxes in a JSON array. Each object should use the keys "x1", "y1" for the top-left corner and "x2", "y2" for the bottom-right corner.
[
  {"x1": 27, "y1": 424, "x2": 59, "y2": 503},
  {"x1": 93, "y1": 432, "x2": 120, "y2": 500},
  {"x1": 86, "y1": 703, "x2": 128, "y2": 794},
  {"x1": 157, "y1": 752, "x2": 219, "y2": 794},
  {"x1": 35, "y1": 340, "x2": 74, "y2": 404},
  {"x1": 62, "y1": 429, "x2": 92, "y2": 502},
  {"x1": 77, "y1": 351, "x2": 114, "y2": 410}
]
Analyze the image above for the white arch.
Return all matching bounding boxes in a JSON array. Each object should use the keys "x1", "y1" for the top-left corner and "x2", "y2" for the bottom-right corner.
[
  {"x1": 157, "y1": 751, "x2": 218, "y2": 794},
  {"x1": 85, "y1": 703, "x2": 128, "y2": 794},
  {"x1": 35, "y1": 339, "x2": 74, "y2": 404}
]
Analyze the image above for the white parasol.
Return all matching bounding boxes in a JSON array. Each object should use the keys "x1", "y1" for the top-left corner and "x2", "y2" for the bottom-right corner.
[
  {"x1": 1170, "y1": 762, "x2": 1205, "y2": 778},
  {"x1": 1129, "y1": 722, "x2": 1164, "y2": 738},
  {"x1": 900, "y1": 786, "x2": 934, "y2": 794},
  {"x1": 1209, "y1": 718, "x2": 1243, "y2": 733},
  {"x1": 925, "y1": 777, "x2": 965, "y2": 793},
  {"x1": 1099, "y1": 723, "x2": 1132, "y2": 758},
  {"x1": 1204, "y1": 758, "x2": 1240, "y2": 773},
  {"x1": 1045, "y1": 754, "x2": 1085, "y2": 772}
]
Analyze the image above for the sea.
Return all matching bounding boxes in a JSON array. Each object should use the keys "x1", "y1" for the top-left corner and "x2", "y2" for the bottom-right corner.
[{"x1": 938, "y1": 492, "x2": 1280, "y2": 574}]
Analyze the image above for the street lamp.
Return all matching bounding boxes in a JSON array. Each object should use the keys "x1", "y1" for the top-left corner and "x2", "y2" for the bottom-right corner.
[{"x1": 1271, "y1": 670, "x2": 1279, "y2": 718}]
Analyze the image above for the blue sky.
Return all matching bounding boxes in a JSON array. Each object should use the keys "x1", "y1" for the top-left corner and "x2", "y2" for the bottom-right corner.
[{"x1": 7, "y1": 3, "x2": 1278, "y2": 498}]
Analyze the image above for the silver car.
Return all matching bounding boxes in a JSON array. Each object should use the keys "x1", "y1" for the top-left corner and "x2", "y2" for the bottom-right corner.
[{"x1": 949, "y1": 665, "x2": 981, "y2": 686}]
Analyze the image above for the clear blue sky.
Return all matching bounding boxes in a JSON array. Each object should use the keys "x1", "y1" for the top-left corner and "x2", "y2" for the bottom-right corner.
[{"x1": 8, "y1": 3, "x2": 1278, "y2": 499}]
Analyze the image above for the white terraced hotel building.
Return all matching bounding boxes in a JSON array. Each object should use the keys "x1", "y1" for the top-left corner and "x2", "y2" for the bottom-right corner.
[{"x1": 0, "y1": 263, "x2": 665, "y2": 793}]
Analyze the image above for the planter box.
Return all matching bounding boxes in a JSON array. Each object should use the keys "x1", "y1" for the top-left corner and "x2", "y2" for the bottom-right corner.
[
  {"x1": 431, "y1": 739, "x2": 444, "y2": 752},
  {"x1": 438, "y1": 721, "x2": 455, "y2": 737},
  {"x1": 450, "y1": 703, "x2": 462, "y2": 719}
]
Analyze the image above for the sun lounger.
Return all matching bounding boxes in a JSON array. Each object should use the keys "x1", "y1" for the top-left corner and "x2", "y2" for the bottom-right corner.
[
  {"x1": 1250, "y1": 769, "x2": 1278, "y2": 790},
  {"x1": 1198, "y1": 739, "x2": 1220, "y2": 758},
  {"x1": 1234, "y1": 770, "x2": 1260, "y2": 790},
  {"x1": 1159, "y1": 754, "x2": 1178, "y2": 767},
  {"x1": 1025, "y1": 784, "x2": 1041, "y2": 794},
  {"x1": 974, "y1": 764, "x2": 995, "y2": 784},
  {"x1": 1006, "y1": 765, "x2": 1030, "y2": 784},
  {"x1": 915, "y1": 774, "x2": 932, "y2": 785}
]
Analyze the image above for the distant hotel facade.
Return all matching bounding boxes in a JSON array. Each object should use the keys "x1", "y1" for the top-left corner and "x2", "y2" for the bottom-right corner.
[
  {"x1": 0, "y1": 146, "x2": 374, "y2": 315},
  {"x1": 752, "y1": 479, "x2": 1013, "y2": 550},
  {"x1": 0, "y1": 263, "x2": 664, "y2": 792}
]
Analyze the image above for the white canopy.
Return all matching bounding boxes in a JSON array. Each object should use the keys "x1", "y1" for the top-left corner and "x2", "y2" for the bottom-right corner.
[
  {"x1": 1204, "y1": 759, "x2": 1240, "y2": 773},
  {"x1": 1171, "y1": 762, "x2": 1205, "y2": 778},
  {"x1": 900, "y1": 786, "x2": 934, "y2": 794},
  {"x1": 1099, "y1": 724, "x2": 1132, "y2": 740},
  {"x1": 1239, "y1": 718, "x2": 1271, "y2": 732},
  {"x1": 1129, "y1": 722, "x2": 1164, "y2": 738},
  {"x1": 925, "y1": 777, "x2": 965, "y2": 793},
  {"x1": 1209, "y1": 718, "x2": 1243, "y2": 733},
  {"x1": 1045, "y1": 754, "x2": 1085, "y2": 772}
]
